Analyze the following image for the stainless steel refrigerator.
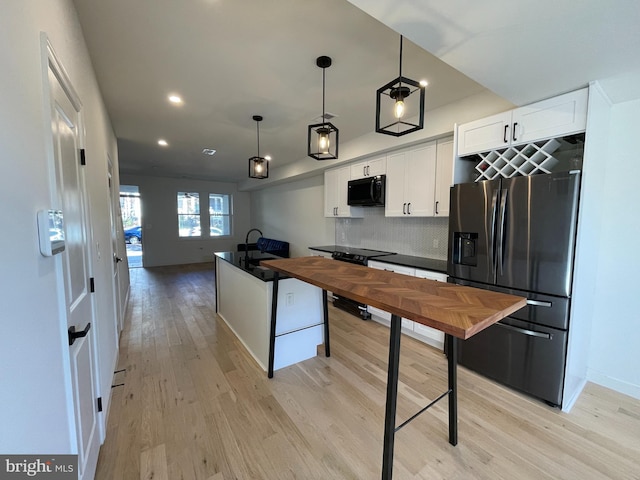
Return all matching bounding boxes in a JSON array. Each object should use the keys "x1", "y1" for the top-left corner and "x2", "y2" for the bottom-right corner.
[{"x1": 447, "y1": 171, "x2": 580, "y2": 407}]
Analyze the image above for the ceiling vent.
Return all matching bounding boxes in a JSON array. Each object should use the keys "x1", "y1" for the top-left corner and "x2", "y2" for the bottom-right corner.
[{"x1": 312, "y1": 112, "x2": 337, "y2": 122}]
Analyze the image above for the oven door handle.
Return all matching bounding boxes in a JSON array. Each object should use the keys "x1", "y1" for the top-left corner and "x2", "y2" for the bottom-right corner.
[{"x1": 495, "y1": 322, "x2": 552, "y2": 340}]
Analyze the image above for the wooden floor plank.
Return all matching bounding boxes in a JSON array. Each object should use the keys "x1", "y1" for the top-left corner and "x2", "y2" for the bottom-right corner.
[{"x1": 95, "y1": 263, "x2": 640, "y2": 480}]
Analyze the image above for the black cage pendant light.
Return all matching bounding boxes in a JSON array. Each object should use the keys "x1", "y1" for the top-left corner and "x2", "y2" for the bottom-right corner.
[
  {"x1": 376, "y1": 35, "x2": 426, "y2": 137},
  {"x1": 248, "y1": 115, "x2": 268, "y2": 179},
  {"x1": 308, "y1": 56, "x2": 339, "y2": 160}
]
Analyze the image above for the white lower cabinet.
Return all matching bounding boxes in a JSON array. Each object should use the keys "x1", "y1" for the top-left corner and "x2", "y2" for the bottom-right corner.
[
  {"x1": 367, "y1": 260, "x2": 447, "y2": 351},
  {"x1": 412, "y1": 269, "x2": 447, "y2": 349},
  {"x1": 366, "y1": 261, "x2": 415, "y2": 324},
  {"x1": 308, "y1": 250, "x2": 334, "y2": 299}
]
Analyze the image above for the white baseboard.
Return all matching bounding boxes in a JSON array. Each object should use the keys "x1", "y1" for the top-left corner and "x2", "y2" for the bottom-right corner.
[{"x1": 587, "y1": 370, "x2": 640, "y2": 401}]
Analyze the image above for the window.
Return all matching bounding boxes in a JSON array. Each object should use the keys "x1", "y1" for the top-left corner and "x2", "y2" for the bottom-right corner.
[
  {"x1": 209, "y1": 194, "x2": 231, "y2": 236},
  {"x1": 177, "y1": 192, "x2": 200, "y2": 237}
]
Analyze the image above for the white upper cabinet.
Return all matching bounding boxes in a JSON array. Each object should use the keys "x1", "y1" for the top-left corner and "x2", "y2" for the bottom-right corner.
[
  {"x1": 457, "y1": 88, "x2": 588, "y2": 156},
  {"x1": 350, "y1": 156, "x2": 386, "y2": 179},
  {"x1": 457, "y1": 111, "x2": 513, "y2": 157},
  {"x1": 385, "y1": 143, "x2": 438, "y2": 217},
  {"x1": 511, "y1": 89, "x2": 588, "y2": 144},
  {"x1": 324, "y1": 166, "x2": 363, "y2": 218}
]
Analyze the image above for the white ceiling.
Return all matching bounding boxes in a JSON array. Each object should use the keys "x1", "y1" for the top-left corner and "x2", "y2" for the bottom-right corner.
[{"x1": 73, "y1": 0, "x2": 640, "y2": 184}]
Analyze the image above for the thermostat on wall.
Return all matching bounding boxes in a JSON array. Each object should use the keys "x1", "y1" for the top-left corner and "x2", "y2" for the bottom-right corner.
[{"x1": 37, "y1": 209, "x2": 65, "y2": 256}]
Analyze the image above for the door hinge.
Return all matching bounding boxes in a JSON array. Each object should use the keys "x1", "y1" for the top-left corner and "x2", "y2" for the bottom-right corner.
[
  {"x1": 80, "y1": 148, "x2": 86, "y2": 166},
  {"x1": 97, "y1": 397, "x2": 103, "y2": 412},
  {"x1": 90, "y1": 277, "x2": 95, "y2": 293}
]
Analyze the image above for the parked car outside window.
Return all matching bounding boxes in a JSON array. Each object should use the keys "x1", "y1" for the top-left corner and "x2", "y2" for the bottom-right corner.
[{"x1": 124, "y1": 225, "x2": 142, "y2": 244}]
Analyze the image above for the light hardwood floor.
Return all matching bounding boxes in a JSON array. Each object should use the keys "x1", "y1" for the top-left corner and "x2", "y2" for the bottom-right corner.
[{"x1": 96, "y1": 263, "x2": 640, "y2": 479}]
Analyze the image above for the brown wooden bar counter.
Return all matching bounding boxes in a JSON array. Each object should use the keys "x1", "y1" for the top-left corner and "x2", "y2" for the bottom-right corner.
[{"x1": 261, "y1": 256, "x2": 526, "y2": 480}]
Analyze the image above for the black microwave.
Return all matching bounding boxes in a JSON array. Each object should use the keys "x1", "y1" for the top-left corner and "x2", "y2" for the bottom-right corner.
[{"x1": 347, "y1": 175, "x2": 386, "y2": 206}]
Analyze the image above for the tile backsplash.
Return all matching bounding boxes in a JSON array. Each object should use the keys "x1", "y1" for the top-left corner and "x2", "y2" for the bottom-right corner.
[{"x1": 335, "y1": 208, "x2": 449, "y2": 259}]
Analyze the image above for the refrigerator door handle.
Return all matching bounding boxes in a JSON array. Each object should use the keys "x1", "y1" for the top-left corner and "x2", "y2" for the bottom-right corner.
[
  {"x1": 496, "y1": 188, "x2": 508, "y2": 275},
  {"x1": 489, "y1": 189, "x2": 499, "y2": 271},
  {"x1": 526, "y1": 299, "x2": 552, "y2": 308},
  {"x1": 495, "y1": 322, "x2": 552, "y2": 340}
]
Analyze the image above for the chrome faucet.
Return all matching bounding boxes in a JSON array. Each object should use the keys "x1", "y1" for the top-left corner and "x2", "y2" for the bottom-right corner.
[{"x1": 244, "y1": 228, "x2": 263, "y2": 258}]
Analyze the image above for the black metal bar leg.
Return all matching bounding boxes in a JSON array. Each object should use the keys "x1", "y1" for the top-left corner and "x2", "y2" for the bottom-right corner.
[
  {"x1": 322, "y1": 289, "x2": 330, "y2": 357},
  {"x1": 268, "y1": 272, "x2": 280, "y2": 378},
  {"x1": 447, "y1": 334, "x2": 458, "y2": 446},
  {"x1": 381, "y1": 314, "x2": 402, "y2": 480}
]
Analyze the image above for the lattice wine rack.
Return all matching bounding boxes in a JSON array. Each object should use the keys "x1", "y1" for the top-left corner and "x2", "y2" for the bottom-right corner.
[{"x1": 474, "y1": 138, "x2": 560, "y2": 181}]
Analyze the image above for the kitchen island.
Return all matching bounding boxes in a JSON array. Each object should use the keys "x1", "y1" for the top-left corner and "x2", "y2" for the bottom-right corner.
[
  {"x1": 214, "y1": 252, "x2": 326, "y2": 372},
  {"x1": 260, "y1": 256, "x2": 526, "y2": 480}
]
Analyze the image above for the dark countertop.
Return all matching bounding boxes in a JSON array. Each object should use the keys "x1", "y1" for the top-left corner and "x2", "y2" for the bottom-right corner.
[
  {"x1": 215, "y1": 251, "x2": 288, "y2": 282},
  {"x1": 309, "y1": 245, "x2": 447, "y2": 274},
  {"x1": 308, "y1": 245, "x2": 338, "y2": 253}
]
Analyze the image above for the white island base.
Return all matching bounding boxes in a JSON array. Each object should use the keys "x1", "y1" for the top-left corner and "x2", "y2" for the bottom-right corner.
[{"x1": 216, "y1": 257, "x2": 324, "y2": 372}]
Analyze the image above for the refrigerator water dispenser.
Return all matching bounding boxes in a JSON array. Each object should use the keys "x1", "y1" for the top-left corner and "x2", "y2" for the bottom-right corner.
[{"x1": 453, "y1": 232, "x2": 477, "y2": 266}]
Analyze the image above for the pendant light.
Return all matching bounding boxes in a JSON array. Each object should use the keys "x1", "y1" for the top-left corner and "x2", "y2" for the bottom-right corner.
[
  {"x1": 248, "y1": 115, "x2": 268, "y2": 179},
  {"x1": 376, "y1": 35, "x2": 426, "y2": 137},
  {"x1": 308, "y1": 56, "x2": 339, "y2": 160}
]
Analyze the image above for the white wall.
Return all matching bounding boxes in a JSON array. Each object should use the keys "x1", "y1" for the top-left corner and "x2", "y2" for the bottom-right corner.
[
  {"x1": 0, "y1": 0, "x2": 122, "y2": 453},
  {"x1": 586, "y1": 95, "x2": 640, "y2": 398},
  {"x1": 251, "y1": 174, "x2": 334, "y2": 257},
  {"x1": 120, "y1": 174, "x2": 252, "y2": 266}
]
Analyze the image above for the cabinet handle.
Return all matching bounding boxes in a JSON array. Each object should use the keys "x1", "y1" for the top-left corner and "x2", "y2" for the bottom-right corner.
[
  {"x1": 503, "y1": 124, "x2": 509, "y2": 143},
  {"x1": 512, "y1": 122, "x2": 518, "y2": 142},
  {"x1": 367, "y1": 166, "x2": 370, "y2": 176},
  {"x1": 407, "y1": 202, "x2": 411, "y2": 214},
  {"x1": 402, "y1": 203, "x2": 406, "y2": 214},
  {"x1": 363, "y1": 166, "x2": 366, "y2": 176},
  {"x1": 435, "y1": 201, "x2": 439, "y2": 215}
]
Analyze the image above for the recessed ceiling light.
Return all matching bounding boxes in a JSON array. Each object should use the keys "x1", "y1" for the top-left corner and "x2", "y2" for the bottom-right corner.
[
  {"x1": 265, "y1": 155, "x2": 272, "y2": 161},
  {"x1": 419, "y1": 80, "x2": 429, "y2": 87},
  {"x1": 168, "y1": 94, "x2": 183, "y2": 105},
  {"x1": 158, "y1": 139, "x2": 168, "y2": 147},
  {"x1": 202, "y1": 148, "x2": 216, "y2": 156}
]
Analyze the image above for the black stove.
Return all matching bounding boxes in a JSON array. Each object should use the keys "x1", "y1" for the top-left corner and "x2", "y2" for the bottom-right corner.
[{"x1": 329, "y1": 247, "x2": 396, "y2": 319}]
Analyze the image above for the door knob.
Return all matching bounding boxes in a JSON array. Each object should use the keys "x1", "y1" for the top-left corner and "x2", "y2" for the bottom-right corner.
[
  {"x1": 114, "y1": 254, "x2": 123, "y2": 263},
  {"x1": 68, "y1": 323, "x2": 91, "y2": 346}
]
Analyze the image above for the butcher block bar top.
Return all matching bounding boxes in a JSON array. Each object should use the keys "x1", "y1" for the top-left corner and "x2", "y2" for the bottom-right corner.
[{"x1": 261, "y1": 256, "x2": 526, "y2": 339}]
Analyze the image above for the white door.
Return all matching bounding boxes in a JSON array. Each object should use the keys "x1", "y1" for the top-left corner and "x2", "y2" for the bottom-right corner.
[
  {"x1": 108, "y1": 160, "x2": 124, "y2": 333},
  {"x1": 47, "y1": 45, "x2": 100, "y2": 480}
]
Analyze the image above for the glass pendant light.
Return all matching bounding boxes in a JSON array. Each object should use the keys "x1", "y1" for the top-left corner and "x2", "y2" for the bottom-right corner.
[
  {"x1": 376, "y1": 35, "x2": 426, "y2": 137},
  {"x1": 248, "y1": 115, "x2": 268, "y2": 179},
  {"x1": 308, "y1": 56, "x2": 339, "y2": 160}
]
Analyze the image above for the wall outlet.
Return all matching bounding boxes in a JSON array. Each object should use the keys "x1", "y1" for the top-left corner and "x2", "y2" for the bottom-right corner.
[
  {"x1": 286, "y1": 292, "x2": 294, "y2": 306},
  {"x1": 433, "y1": 238, "x2": 440, "y2": 249}
]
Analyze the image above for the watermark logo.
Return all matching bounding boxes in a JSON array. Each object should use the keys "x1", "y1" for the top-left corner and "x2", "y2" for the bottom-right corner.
[{"x1": 0, "y1": 455, "x2": 77, "y2": 479}]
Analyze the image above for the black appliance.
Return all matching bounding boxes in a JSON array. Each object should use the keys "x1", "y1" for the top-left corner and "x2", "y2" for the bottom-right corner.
[
  {"x1": 331, "y1": 247, "x2": 396, "y2": 318},
  {"x1": 347, "y1": 175, "x2": 386, "y2": 206},
  {"x1": 448, "y1": 171, "x2": 581, "y2": 407}
]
